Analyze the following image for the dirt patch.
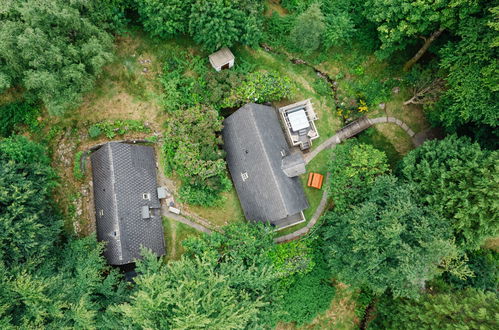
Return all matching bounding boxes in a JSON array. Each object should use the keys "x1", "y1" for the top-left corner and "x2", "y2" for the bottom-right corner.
[
  {"x1": 303, "y1": 282, "x2": 358, "y2": 330},
  {"x1": 78, "y1": 91, "x2": 161, "y2": 123},
  {"x1": 265, "y1": 0, "x2": 289, "y2": 16},
  {"x1": 484, "y1": 237, "x2": 499, "y2": 252}
]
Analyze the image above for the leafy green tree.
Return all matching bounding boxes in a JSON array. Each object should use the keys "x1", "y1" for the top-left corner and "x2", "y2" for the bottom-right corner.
[
  {"x1": 323, "y1": 10, "x2": 356, "y2": 49},
  {"x1": 432, "y1": 14, "x2": 499, "y2": 129},
  {"x1": 0, "y1": 0, "x2": 116, "y2": 115},
  {"x1": 0, "y1": 136, "x2": 60, "y2": 268},
  {"x1": 327, "y1": 141, "x2": 390, "y2": 212},
  {"x1": 185, "y1": 222, "x2": 327, "y2": 327},
  {"x1": 0, "y1": 237, "x2": 126, "y2": 328},
  {"x1": 371, "y1": 288, "x2": 499, "y2": 329},
  {"x1": 162, "y1": 105, "x2": 229, "y2": 206},
  {"x1": 289, "y1": 2, "x2": 326, "y2": 53},
  {"x1": 135, "y1": 0, "x2": 192, "y2": 38},
  {"x1": 364, "y1": 0, "x2": 481, "y2": 70},
  {"x1": 0, "y1": 135, "x2": 126, "y2": 328},
  {"x1": 189, "y1": 0, "x2": 264, "y2": 51},
  {"x1": 110, "y1": 223, "x2": 288, "y2": 328},
  {"x1": 443, "y1": 249, "x2": 499, "y2": 292},
  {"x1": 183, "y1": 223, "x2": 279, "y2": 298},
  {"x1": 399, "y1": 135, "x2": 499, "y2": 250},
  {"x1": 322, "y1": 175, "x2": 459, "y2": 298},
  {"x1": 109, "y1": 251, "x2": 263, "y2": 329}
]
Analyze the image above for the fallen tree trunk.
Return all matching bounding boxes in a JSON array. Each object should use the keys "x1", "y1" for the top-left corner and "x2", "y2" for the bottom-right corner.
[
  {"x1": 403, "y1": 77, "x2": 444, "y2": 106},
  {"x1": 404, "y1": 29, "x2": 445, "y2": 72}
]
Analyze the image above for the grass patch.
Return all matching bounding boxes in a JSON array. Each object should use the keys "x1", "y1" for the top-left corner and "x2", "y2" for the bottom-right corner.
[
  {"x1": 302, "y1": 283, "x2": 358, "y2": 330},
  {"x1": 356, "y1": 127, "x2": 404, "y2": 170},
  {"x1": 277, "y1": 149, "x2": 331, "y2": 237},
  {"x1": 185, "y1": 187, "x2": 245, "y2": 228},
  {"x1": 163, "y1": 217, "x2": 202, "y2": 260},
  {"x1": 73, "y1": 151, "x2": 85, "y2": 181},
  {"x1": 87, "y1": 119, "x2": 151, "y2": 139}
]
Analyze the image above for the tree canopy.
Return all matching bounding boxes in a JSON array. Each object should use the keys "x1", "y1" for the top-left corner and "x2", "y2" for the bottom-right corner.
[
  {"x1": 322, "y1": 175, "x2": 459, "y2": 298},
  {"x1": 399, "y1": 135, "x2": 499, "y2": 250},
  {"x1": 372, "y1": 288, "x2": 499, "y2": 330},
  {"x1": 289, "y1": 3, "x2": 326, "y2": 53},
  {"x1": 364, "y1": 0, "x2": 480, "y2": 63},
  {"x1": 432, "y1": 13, "x2": 499, "y2": 128},
  {"x1": 135, "y1": 0, "x2": 264, "y2": 51},
  {"x1": 0, "y1": 136, "x2": 59, "y2": 268},
  {"x1": 109, "y1": 252, "x2": 263, "y2": 329},
  {"x1": 327, "y1": 141, "x2": 390, "y2": 212},
  {"x1": 0, "y1": 0, "x2": 120, "y2": 115},
  {"x1": 0, "y1": 136, "x2": 125, "y2": 328}
]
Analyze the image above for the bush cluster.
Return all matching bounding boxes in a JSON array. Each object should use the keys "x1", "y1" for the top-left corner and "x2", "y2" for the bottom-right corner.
[
  {"x1": 0, "y1": 101, "x2": 40, "y2": 137},
  {"x1": 88, "y1": 120, "x2": 150, "y2": 139}
]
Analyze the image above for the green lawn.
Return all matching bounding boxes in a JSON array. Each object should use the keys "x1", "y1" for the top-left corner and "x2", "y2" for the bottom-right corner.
[
  {"x1": 356, "y1": 127, "x2": 404, "y2": 170},
  {"x1": 163, "y1": 217, "x2": 202, "y2": 261},
  {"x1": 185, "y1": 187, "x2": 245, "y2": 228},
  {"x1": 277, "y1": 148, "x2": 332, "y2": 237}
]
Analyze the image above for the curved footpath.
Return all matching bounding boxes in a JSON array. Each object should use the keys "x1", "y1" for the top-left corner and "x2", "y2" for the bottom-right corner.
[{"x1": 164, "y1": 116, "x2": 419, "y2": 243}]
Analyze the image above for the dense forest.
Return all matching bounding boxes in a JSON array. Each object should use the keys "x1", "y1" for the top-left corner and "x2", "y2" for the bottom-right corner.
[{"x1": 1, "y1": 0, "x2": 497, "y2": 329}]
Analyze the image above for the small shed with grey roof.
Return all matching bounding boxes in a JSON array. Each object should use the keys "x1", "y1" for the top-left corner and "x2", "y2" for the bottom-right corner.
[
  {"x1": 222, "y1": 103, "x2": 309, "y2": 230},
  {"x1": 91, "y1": 142, "x2": 165, "y2": 265},
  {"x1": 209, "y1": 47, "x2": 235, "y2": 71}
]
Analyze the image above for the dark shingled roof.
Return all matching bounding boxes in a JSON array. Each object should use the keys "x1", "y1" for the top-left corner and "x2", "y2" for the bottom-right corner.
[
  {"x1": 282, "y1": 152, "x2": 306, "y2": 177},
  {"x1": 91, "y1": 142, "x2": 165, "y2": 265},
  {"x1": 222, "y1": 103, "x2": 309, "y2": 227}
]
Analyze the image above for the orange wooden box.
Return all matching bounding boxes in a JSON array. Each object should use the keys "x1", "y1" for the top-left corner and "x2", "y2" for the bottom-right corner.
[{"x1": 307, "y1": 172, "x2": 324, "y2": 189}]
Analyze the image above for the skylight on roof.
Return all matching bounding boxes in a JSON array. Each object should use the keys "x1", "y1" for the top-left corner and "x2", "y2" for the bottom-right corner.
[{"x1": 241, "y1": 172, "x2": 249, "y2": 181}]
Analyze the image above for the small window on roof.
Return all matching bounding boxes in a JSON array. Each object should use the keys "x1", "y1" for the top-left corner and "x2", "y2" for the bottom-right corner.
[
  {"x1": 241, "y1": 172, "x2": 249, "y2": 182},
  {"x1": 142, "y1": 193, "x2": 151, "y2": 200},
  {"x1": 99, "y1": 209, "x2": 104, "y2": 217},
  {"x1": 281, "y1": 149, "x2": 286, "y2": 157}
]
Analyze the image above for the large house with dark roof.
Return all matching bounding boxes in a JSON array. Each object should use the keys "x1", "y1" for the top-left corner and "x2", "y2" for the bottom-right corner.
[
  {"x1": 91, "y1": 142, "x2": 165, "y2": 265},
  {"x1": 222, "y1": 103, "x2": 309, "y2": 230}
]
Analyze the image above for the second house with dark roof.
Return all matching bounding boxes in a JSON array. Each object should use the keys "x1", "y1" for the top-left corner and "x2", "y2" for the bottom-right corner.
[
  {"x1": 91, "y1": 142, "x2": 165, "y2": 265},
  {"x1": 222, "y1": 103, "x2": 309, "y2": 230}
]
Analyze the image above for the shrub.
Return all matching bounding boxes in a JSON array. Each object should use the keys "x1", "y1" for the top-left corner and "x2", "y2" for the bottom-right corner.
[
  {"x1": 269, "y1": 239, "x2": 315, "y2": 288},
  {"x1": 88, "y1": 125, "x2": 102, "y2": 139},
  {"x1": 233, "y1": 71, "x2": 293, "y2": 104},
  {"x1": 88, "y1": 120, "x2": 150, "y2": 139},
  {"x1": 323, "y1": 11, "x2": 356, "y2": 49},
  {"x1": 0, "y1": 101, "x2": 39, "y2": 137},
  {"x1": 278, "y1": 255, "x2": 335, "y2": 325},
  {"x1": 178, "y1": 182, "x2": 226, "y2": 207},
  {"x1": 312, "y1": 77, "x2": 331, "y2": 97}
]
